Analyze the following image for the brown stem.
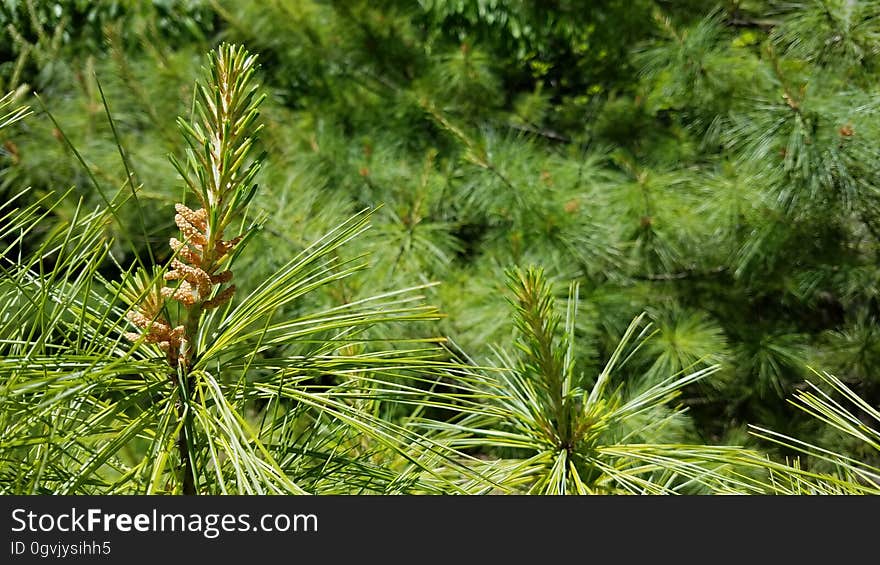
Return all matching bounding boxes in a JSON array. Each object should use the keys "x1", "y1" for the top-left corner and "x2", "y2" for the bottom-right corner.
[
  {"x1": 177, "y1": 300, "x2": 204, "y2": 495},
  {"x1": 177, "y1": 395, "x2": 196, "y2": 496}
]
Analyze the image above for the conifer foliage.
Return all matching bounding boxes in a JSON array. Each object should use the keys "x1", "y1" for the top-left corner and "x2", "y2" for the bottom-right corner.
[{"x1": 2, "y1": 1, "x2": 880, "y2": 494}]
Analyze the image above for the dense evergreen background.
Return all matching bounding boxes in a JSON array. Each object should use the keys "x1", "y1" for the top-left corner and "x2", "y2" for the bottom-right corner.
[{"x1": 2, "y1": 0, "x2": 880, "y2": 493}]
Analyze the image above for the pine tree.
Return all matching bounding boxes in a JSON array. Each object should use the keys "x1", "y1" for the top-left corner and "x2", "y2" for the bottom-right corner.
[{"x1": 3, "y1": 0, "x2": 880, "y2": 494}]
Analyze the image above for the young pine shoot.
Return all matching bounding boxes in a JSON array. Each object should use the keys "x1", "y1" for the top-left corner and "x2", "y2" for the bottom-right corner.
[{"x1": 123, "y1": 44, "x2": 264, "y2": 494}]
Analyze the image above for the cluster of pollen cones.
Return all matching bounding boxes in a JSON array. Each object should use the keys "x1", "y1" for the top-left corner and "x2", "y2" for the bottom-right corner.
[{"x1": 125, "y1": 203, "x2": 242, "y2": 356}]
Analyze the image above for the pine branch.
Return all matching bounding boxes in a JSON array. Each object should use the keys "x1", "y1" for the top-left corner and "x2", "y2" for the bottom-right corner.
[{"x1": 122, "y1": 43, "x2": 265, "y2": 494}]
